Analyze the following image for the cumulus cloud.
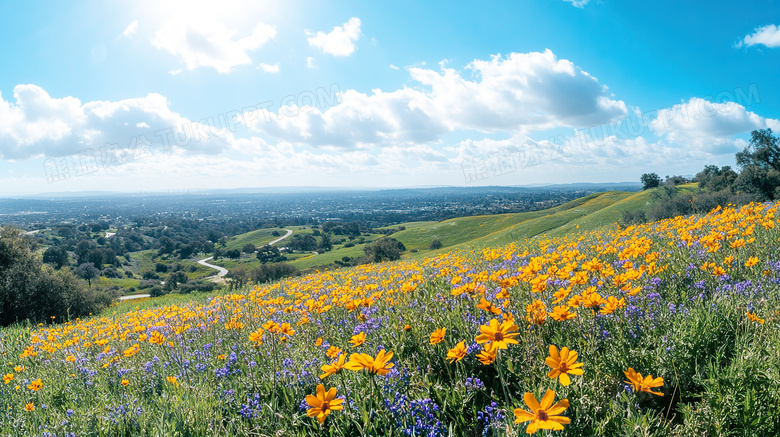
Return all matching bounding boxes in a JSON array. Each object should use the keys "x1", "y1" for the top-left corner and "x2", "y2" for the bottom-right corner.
[
  {"x1": 152, "y1": 18, "x2": 276, "y2": 73},
  {"x1": 242, "y1": 50, "x2": 627, "y2": 150},
  {"x1": 122, "y1": 20, "x2": 138, "y2": 39},
  {"x1": 258, "y1": 62, "x2": 280, "y2": 73},
  {"x1": 0, "y1": 84, "x2": 233, "y2": 160},
  {"x1": 651, "y1": 97, "x2": 779, "y2": 153},
  {"x1": 305, "y1": 57, "x2": 315, "y2": 68},
  {"x1": 737, "y1": 24, "x2": 780, "y2": 48},
  {"x1": 562, "y1": 0, "x2": 591, "y2": 8},
  {"x1": 306, "y1": 17, "x2": 361, "y2": 56}
]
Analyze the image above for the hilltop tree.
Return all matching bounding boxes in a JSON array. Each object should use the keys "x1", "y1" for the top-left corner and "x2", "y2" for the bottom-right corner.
[
  {"x1": 694, "y1": 165, "x2": 738, "y2": 192},
  {"x1": 736, "y1": 128, "x2": 780, "y2": 171},
  {"x1": 364, "y1": 237, "x2": 406, "y2": 263},
  {"x1": 641, "y1": 173, "x2": 661, "y2": 190}
]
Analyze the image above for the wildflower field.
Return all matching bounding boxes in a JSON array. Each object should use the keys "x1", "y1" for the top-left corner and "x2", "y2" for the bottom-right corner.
[{"x1": 2, "y1": 202, "x2": 780, "y2": 436}]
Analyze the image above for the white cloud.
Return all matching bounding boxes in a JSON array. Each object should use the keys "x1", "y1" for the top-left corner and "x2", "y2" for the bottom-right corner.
[
  {"x1": 0, "y1": 84, "x2": 233, "y2": 160},
  {"x1": 306, "y1": 17, "x2": 361, "y2": 56},
  {"x1": 152, "y1": 19, "x2": 276, "y2": 73},
  {"x1": 258, "y1": 62, "x2": 280, "y2": 73},
  {"x1": 305, "y1": 57, "x2": 315, "y2": 68},
  {"x1": 389, "y1": 64, "x2": 399, "y2": 70},
  {"x1": 122, "y1": 20, "x2": 138, "y2": 39},
  {"x1": 738, "y1": 24, "x2": 780, "y2": 48},
  {"x1": 563, "y1": 0, "x2": 591, "y2": 8},
  {"x1": 651, "y1": 97, "x2": 779, "y2": 153},
  {"x1": 242, "y1": 50, "x2": 627, "y2": 150}
]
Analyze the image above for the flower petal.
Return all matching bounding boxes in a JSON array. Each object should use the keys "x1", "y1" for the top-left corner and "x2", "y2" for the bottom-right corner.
[
  {"x1": 524, "y1": 392, "x2": 541, "y2": 412},
  {"x1": 540, "y1": 390, "x2": 556, "y2": 410},
  {"x1": 513, "y1": 408, "x2": 534, "y2": 423}
]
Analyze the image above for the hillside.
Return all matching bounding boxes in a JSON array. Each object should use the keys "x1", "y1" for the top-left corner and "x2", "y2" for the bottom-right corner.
[{"x1": 3, "y1": 199, "x2": 778, "y2": 435}]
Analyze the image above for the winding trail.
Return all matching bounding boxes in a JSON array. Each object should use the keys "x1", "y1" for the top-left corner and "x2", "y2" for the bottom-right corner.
[
  {"x1": 198, "y1": 256, "x2": 229, "y2": 282},
  {"x1": 118, "y1": 294, "x2": 150, "y2": 301},
  {"x1": 120, "y1": 229, "x2": 294, "y2": 297},
  {"x1": 268, "y1": 229, "x2": 293, "y2": 246},
  {"x1": 198, "y1": 229, "x2": 293, "y2": 283}
]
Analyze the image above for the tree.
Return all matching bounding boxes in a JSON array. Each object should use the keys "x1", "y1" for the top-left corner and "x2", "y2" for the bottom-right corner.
[
  {"x1": 731, "y1": 165, "x2": 780, "y2": 201},
  {"x1": 694, "y1": 165, "x2": 737, "y2": 192},
  {"x1": 736, "y1": 128, "x2": 780, "y2": 171},
  {"x1": 363, "y1": 237, "x2": 406, "y2": 263},
  {"x1": 641, "y1": 173, "x2": 661, "y2": 190},
  {"x1": 242, "y1": 243, "x2": 256, "y2": 254},
  {"x1": 42, "y1": 246, "x2": 69, "y2": 269},
  {"x1": 155, "y1": 263, "x2": 168, "y2": 273},
  {"x1": 76, "y1": 263, "x2": 100, "y2": 288},
  {"x1": 256, "y1": 244, "x2": 286, "y2": 264},
  {"x1": 225, "y1": 249, "x2": 241, "y2": 259},
  {"x1": 429, "y1": 239, "x2": 443, "y2": 250},
  {"x1": 165, "y1": 271, "x2": 189, "y2": 291},
  {"x1": 319, "y1": 233, "x2": 332, "y2": 251}
]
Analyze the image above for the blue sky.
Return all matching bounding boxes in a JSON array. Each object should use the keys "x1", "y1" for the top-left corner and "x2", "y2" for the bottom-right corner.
[{"x1": 0, "y1": 0, "x2": 778, "y2": 194}]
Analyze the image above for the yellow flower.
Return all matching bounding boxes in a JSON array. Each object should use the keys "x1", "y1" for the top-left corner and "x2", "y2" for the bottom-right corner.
[
  {"x1": 278, "y1": 323, "x2": 295, "y2": 337},
  {"x1": 2, "y1": 373, "x2": 13, "y2": 384},
  {"x1": 149, "y1": 331, "x2": 165, "y2": 345},
  {"x1": 315, "y1": 337, "x2": 323, "y2": 346},
  {"x1": 166, "y1": 376, "x2": 179, "y2": 387},
  {"x1": 477, "y1": 344, "x2": 498, "y2": 365},
  {"x1": 623, "y1": 368, "x2": 664, "y2": 396},
  {"x1": 24, "y1": 403, "x2": 35, "y2": 412},
  {"x1": 349, "y1": 332, "x2": 366, "y2": 348},
  {"x1": 65, "y1": 355, "x2": 76, "y2": 363},
  {"x1": 344, "y1": 349, "x2": 394, "y2": 375},
  {"x1": 14, "y1": 365, "x2": 25, "y2": 372},
  {"x1": 545, "y1": 345, "x2": 583, "y2": 386},
  {"x1": 548, "y1": 305, "x2": 576, "y2": 322},
  {"x1": 429, "y1": 327, "x2": 446, "y2": 345},
  {"x1": 305, "y1": 384, "x2": 344, "y2": 423},
  {"x1": 262, "y1": 320, "x2": 280, "y2": 333},
  {"x1": 475, "y1": 319, "x2": 519, "y2": 350},
  {"x1": 403, "y1": 324, "x2": 412, "y2": 332},
  {"x1": 27, "y1": 378, "x2": 43, "y2": 392},
  {"x1": 600, "y1": 296, "x2": 626, "y2": 315},
  {"x1": 582, "y1": 292, "x2": 605, "y2": 309},
  {"x1": 525, "y1": 299, "x2": 547, "y2": 325},
  {"x1": 326, "y1": 346, "x2": 342, "y2": 359},
  {"x1": 747, "y1": 311, "x2": 765, "y2": 324},
  {"x1": 446, "y1": 341, "x2": 467, "y2": 363},
  {"x1": 248, "y1": 328, "x2": 264, "y2": 345},
  {"x1": 513, "y1": 390, "x2": 570, "y2": 434},
  {"x1": 320, "y1": 354, "x2": 347, "y2": 379},
  {"x1": 745, "y1": 257, "x2": 759, "y2": 267},
  {"x1": 121, "y1": 379, "x2": 129, "y2": 386},
  {"x1": 477, "y1": 297, "x2": 502, "y2": 315},
  {"x1": 123, "y1": 344, "x2": 140, "y2": 358}
]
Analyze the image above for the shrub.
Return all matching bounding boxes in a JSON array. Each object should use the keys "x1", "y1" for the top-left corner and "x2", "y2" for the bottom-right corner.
[{"x1": 0, "y1": 227, "x2": 112, "y2": 326}]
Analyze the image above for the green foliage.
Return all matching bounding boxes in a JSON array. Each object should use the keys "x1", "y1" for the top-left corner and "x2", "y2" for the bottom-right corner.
[
  {"x1": 0, "y1": 227, "x2": 113, "y2": 326},
  {"x1": 641, "y1": 173, "x2": 661, "y2": 190}
]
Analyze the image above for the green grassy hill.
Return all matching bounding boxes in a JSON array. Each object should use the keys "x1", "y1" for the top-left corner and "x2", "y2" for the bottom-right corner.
[
  {"x1": 216, "y1": 186, "x2": 698, "y2": 271},
  {"x1": 398, "y1": 185, "x2": 700, "y2": 257}
]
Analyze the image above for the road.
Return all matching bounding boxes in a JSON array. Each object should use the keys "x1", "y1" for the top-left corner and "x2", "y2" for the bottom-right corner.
[
  {"x1": 268, "y1": 229, "x2": 293, "y2": 245},
  {"x1": 198, "y1": 256, "x2": 229, "y2": 282},
  {"x1": 118, "y1": 294, "x2": 151, "y2": 301},
  {"x1": 121, "y1": 229, "x2": 294, "y2": 296}
]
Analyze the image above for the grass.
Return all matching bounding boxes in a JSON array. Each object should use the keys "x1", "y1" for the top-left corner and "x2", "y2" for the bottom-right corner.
[
  {"x1": 222, "y1": 228, "x2": 290, "y2": 251},
  {"x1": 3, "y1": 195, "x2": 780, "y2": 436}
]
